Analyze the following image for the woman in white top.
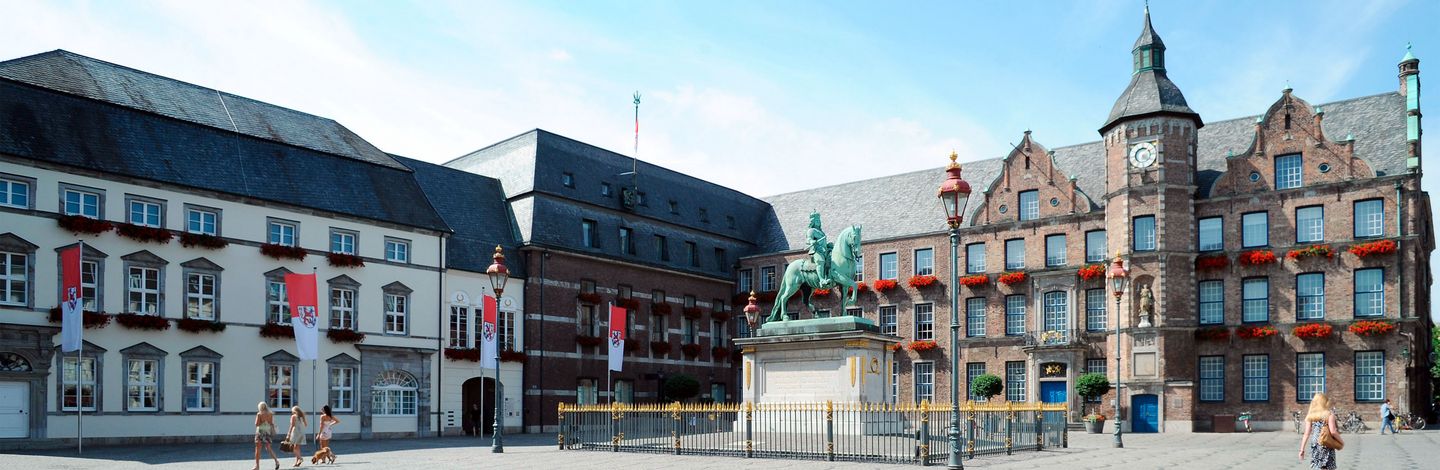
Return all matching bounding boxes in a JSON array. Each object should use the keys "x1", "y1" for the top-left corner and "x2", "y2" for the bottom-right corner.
[
  {"x1": 287, "y1": 406, "x2": 309, "y2": 467},
  {"x1": 316, "y1": 405, "x2": 340, "y2": 455}
]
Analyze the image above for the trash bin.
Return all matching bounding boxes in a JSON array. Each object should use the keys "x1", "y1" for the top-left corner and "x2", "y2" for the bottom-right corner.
[{"x1": 1213, "y1": 414, "x2": 1236, "y2": 433}]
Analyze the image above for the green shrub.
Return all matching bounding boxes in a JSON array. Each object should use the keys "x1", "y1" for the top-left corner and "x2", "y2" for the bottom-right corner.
[
  {"x1": 1075, "y1": 372, "x2": 1112, "y2": 401},
  {"x1": 970, "y1": 374, "x2": 1003, "y2": 400},
  {"x1": 664, "y1": 374, "x2": 701, "y2": 402}
]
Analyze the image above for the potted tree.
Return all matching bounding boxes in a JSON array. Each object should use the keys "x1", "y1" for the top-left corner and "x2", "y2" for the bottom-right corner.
[
  {"x1": 969, "y1": 374, "x2": 1003, "y2": 402},
  {"x1": 1075, "y1": 372, "x2": 1112, "y2": 433}
]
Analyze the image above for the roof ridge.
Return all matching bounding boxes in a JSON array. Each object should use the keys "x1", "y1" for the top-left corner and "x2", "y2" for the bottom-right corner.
[{"x1": 535, "y1": 129, "x2": 772, "y2": 204}]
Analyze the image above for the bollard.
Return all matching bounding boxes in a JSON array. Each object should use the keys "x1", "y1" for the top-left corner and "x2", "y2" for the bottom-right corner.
[
  {"x1": 557, "y1": 403, "x2": 566, "y2": 450},
  {"x1": 744, "y1": 402, "x2": 754, "y2": 458}
]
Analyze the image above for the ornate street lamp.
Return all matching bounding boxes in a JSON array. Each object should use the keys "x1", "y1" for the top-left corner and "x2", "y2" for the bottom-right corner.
[
  {"x1": 486, "y1": 245, "x2": 510, "y2": 453},
  {"x1": 743, "y1": 291, "x2": 761, "y2": 332},
  {"x1": 1106, "y1": 253, "x2": 1130, "y2": 449},
  {"x1": 936, "y1": 151, "x2": 971, "y2": 470}
]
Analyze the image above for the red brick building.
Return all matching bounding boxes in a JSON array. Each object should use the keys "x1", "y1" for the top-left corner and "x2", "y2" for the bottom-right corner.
[{"x1": 739, "y1": 11, "x2": 1432, "y2": 433}]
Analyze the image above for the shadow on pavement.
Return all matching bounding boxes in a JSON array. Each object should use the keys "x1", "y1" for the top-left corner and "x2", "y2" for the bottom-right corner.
[{"x1": 3, "y1": 433, "x2": 558, "y2": 465}]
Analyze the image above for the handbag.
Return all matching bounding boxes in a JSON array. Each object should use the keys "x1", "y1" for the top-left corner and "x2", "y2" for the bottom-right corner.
[
  {"x1": 1318, "y1": 425, "x2": 1343, "y2": 450},
  {"x1": 279, "y1": 439, "x2": 293, "y2": 453}
]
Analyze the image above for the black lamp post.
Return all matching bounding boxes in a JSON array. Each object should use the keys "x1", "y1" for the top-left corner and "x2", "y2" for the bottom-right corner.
[
  {"x1": 1106, "y1": 254, "x2": 1129, "y2": 449},
  {"x1": 936, "y1": 151, "x2": 972, "y2": 470},
  {"x1": 486, "y1": 246, "x2": 510, "y2": 453}
]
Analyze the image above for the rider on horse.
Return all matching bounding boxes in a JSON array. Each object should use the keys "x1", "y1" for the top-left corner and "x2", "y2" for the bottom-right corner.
[{"x1": 806, "y1": 211, "x2": 834, "y2": 288}]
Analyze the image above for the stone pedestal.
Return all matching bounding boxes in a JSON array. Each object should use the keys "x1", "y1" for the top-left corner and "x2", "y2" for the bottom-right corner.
[{"x1": 733, "y1": 317, "x2": 901, "y2": 434}]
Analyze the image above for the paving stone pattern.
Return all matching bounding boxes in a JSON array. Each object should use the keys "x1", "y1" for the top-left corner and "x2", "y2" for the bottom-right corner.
[{"x1": 5, "y1": 430, "x2": 1438, "y2": 469}]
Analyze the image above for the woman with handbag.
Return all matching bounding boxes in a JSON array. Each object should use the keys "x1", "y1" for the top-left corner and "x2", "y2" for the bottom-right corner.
[
  {"x1": 285, "y1": 406, "x2": 310, "y2": 467},
  {"x1": 253, "y1": 402, "x2": 280, "y2": 470},
  {"x1": 1298, "y1": 392, "x2": 1342, "y2": 469}
]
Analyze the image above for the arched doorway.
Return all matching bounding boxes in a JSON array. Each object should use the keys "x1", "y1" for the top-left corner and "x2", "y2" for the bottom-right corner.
[{"x1": 461, "y1": 377, "x2": 498, "y2": 436}]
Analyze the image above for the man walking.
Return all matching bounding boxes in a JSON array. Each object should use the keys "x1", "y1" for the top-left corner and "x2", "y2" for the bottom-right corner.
[{"x1": 1380, "y1": 398, "x2": 1397, "y2": 435}]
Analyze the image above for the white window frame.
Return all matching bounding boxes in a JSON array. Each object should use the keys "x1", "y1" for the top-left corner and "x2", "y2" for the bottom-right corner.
[
  {"x1": 371, "y1": 370, "x2": 418, "y2": 416},
  {"x1": 330, "y1": 229, "x2": 357, "y2": 255},
  {"x1": 913, "y1": 362, "x2": 935, "y2": 403},
  {"x1": 62, "y1": 187, "x2": 102, "y2": 218},
  {"x1": 1197, "y1": 217, "x2": 1223, "y2": 252},
  {"x1": 1296, "y1": 273, "x2": 1325, "y2": 320},
  {"x1": 760, "y1": 267, "x2": 777, "y2": 291},
  {"x1": 330, "y1": 288, "x2": 355, "y2": 330},
  {"x1": 330, "y1": 367, "x2": 355, "y2": 412},
  {"x1": 384, "y1": 238, "x2": 410, "y2": 263},
  {"x1": 1198, "y1": 356, "x2": 1224, "y2": 402},
  {"x1": 80, "y1": 260, "x2": 99, "y2": 311},
  {"x1": 966, "y1": 243, "x2": 985, "y2": 274},
  {"x1": 185, "y1": 205, "x2": 219, "y2": 236},
  {"x1": 1353, "y1": 199, "x2": 1385, "y2": 238},
  {"x1": 1241, "y1": 212, "x2": 1268, "y2": 248},
  {"x1": 1243, "y1": 354, "x2": 1269, "y2": 402},
  {"x1": 125, "y1": 358, "x2": 160, "y2": 412},
  {"x1": 1005, "y1": 295, "x2": 1026, "y2": 336},
  {"x1": 127, "y1": 197, "x2": 164, "y2": 228},
  {"x1": 385, "y1": 293, "x2": 408, "y2": 335},
  {"x1": 1198, "y1": 280, "x2": 1224, "y2": 325},
  {"x1": 500, "y1": 310, "x2": 517, "y2": 351},
  {"x1": 1274, "y1": 153, "x2": 1303, "y2": 189},
  {"x1": 449, "y1": 305, "x2": 471, "y2": 348},
  {"x1": 267, "y1": 364, "x2": 295, "y2": 409},
  {"x1": 1297, "y1": 353, "x2": 1325, "y2": 402},
  {"x1": 267, "y1": 280, "x2": 289, "y2": 324},
  {"x1": 966, "y1": 297, "x2": 986, "y2": 338},
  {"x1": 184, "y1": 361, "x2": 217, "y2": 412},
  {"x1": 1018, "y1": 190, "x2": 1039, "y2": 221},
  {"x1": 1132, "y1": 216, "x2": 1157, "y2": 251},
  {"x1": 1354, "y1": 268, "x2": 1384, "y2": 318},
  {"x1": 879, "y1": 305, "x2": 898, "y2": 336},
  {"x1": 1296, "y1": 206, "x2": 1324, "y2": 243},
  {"x1": 0, "y1": 252, "x2": 29, "y2": 307},
  {"x1": 878, "y1": 252, "x2": 898, "y2": 280},
  {"x1": 61, "y1": 356, "x2": 97, "y2": 411},
  {"x1": 1085, "y1": 288, "x2": 1107, "y2": 331},
  {"x1": 1005, "y1": 361, "x2": 1027, "y2": 402},
  {"x1": 1085, "y1": 230, "x2": 1107, "y2": 263},
  {"x1": 268, "y1": 220, "x2": 298, "y2": 247},
  {"x1": 0, "y1": 175, "x2": 32, "y2": 209},
  {"x1": 126, "y1": 266, "x2": 161, "y2": 315},
  {"x1": 1242, "y1": 277, "x2": 1269, "y2": 323},
  {"x1": 914, "y1": 303, "x2": 933, "y2": 340},
  {"x1": 1004, "y1": 239, "x2": 1025, "y2": 270},
  {"x1": 185, "y1": 272, "x2": 217, "y2": 320},
  {"x1": 966, "y1": 363, "x2": 987, "y2": 401},
  {"x1": 913, "y1": 248, "x2": 934, "y2": 276},
  {"x1": 1042, "y1": 291, "x2": 1068, "y2": 332},
  {"x1": 1045, "y1": 234, "x2": 1066, "y2": 267},
  {"x1": 1354, "y1": 351, "x2": 1385, "y2": 402}
]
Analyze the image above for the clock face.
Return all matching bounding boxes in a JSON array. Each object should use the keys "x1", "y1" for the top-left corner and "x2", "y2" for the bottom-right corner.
[{"x1": 1129, "y1": 142, "x2": 1158, "y2": 168}]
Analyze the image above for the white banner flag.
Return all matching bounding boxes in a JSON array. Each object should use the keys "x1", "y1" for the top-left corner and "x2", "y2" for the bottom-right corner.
[{"x1": 285, "y1": 273, "x2": 320, "y2": 360}]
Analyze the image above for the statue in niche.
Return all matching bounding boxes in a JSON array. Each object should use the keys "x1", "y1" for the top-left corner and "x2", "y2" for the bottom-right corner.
[{"x1": 1138, "y1": 284, "x2": 1155, "y2": 327}]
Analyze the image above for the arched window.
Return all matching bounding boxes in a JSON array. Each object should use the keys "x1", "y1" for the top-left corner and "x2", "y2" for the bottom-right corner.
[
  {"x1": 0, "y1": 352, "x2": 31, "y2": 372},
  {"x1": 371, "y1": 370, "x2": 418, "y2": 416}
]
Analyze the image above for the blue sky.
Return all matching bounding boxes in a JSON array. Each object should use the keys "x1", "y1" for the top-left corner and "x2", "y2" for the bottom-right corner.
[{"x1": 2, "y1": 0, "x2": 1437, "y2": 316}]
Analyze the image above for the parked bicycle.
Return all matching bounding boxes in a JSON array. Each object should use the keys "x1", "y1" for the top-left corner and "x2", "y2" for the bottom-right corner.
[
  {"x1": 1292, "y1": 410, "x2": 1303, "y2": 434},
  {"x1": 1400, "y1": 411, "x2": 1427, "y2": 430},
  {"x1": 1338, "y1": 410, "x2": 1366, "y2": 434},
  {"x1": 1236, "y1": 411, "x2": 1254, "y2": 433}
]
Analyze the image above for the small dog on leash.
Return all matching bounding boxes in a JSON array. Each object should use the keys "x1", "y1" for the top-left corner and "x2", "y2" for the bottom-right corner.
[{"x1": 310, "y1": 447, "x2": 336, "y2": 465}]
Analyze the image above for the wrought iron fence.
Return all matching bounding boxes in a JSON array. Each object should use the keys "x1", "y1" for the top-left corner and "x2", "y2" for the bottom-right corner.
[{"x1": 558, "y1": 401, "x2": 1067, "y2": 465}]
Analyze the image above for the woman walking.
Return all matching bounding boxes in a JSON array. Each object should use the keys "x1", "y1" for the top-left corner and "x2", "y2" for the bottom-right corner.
[
  {"x1": 287, "y1": 406, "x2": 309, "y2": 467},
  {"x1": 253, "y1": 402, "x2": 280, "y2": 470},
  {"x1": 1298, "y1": 392, "x2": 1342, "y2": 469},
  {"x1": 316, "y1": 405, "x2": 340, "y2": 459}
]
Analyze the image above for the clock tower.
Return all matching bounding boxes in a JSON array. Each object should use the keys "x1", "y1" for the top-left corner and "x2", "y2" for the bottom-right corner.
[{"x1": 1097, "y1": 6, "x2": 1204, "y2": 423}]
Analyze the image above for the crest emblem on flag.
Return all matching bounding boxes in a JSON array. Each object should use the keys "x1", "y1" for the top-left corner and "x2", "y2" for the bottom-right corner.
[
  {"x1": 482, "y1": 322, "x2": 496, "y2": 341},
  {"x1": 610, "y1": 330, "x2": 624, "y2": 348},
  {"x1": 298, "y1": 305, "x2": 318, "y2": 328}
]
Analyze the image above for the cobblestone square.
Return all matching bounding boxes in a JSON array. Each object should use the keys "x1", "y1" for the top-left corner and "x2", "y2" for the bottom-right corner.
[{"x1": 6, "y1": 429, "x2": 1438, "y2": 469}]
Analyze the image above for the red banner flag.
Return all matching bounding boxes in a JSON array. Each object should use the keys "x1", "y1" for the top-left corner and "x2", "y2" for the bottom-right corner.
[
  {"x1": 481, "y1": 295, "x2": 498, "y2": 365},
  {"x1": 608, "y1": 304, "x2": 626, "y2": 372}
]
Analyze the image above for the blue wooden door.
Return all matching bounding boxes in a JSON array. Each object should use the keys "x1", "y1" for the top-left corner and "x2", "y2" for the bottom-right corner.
[
  {"x1": 1131, "y1": 394, "x2": 1159, "y2": 433},
  {"x1": 1039, "y1": 381, "x2": 1067, "y2": 403}
]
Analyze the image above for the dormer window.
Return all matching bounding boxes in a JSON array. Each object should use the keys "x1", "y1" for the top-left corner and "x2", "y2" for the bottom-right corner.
[
  {"x1": 561, "y1": 173, "x2": 575, "y2": 188},
  {"x1": 1275, "y1": 154, "x2": 1303, "y2": 190},
  {"x1": 1018, "y1": 190, "x2": 1039, "y2": 221}
]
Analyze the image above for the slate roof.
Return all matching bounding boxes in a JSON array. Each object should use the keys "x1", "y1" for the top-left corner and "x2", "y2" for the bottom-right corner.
[
  {"x1": 0, "y1": 77, "x2": 452, "y2": 233},
  {"x1": 0, "y1": 50, "x2": 406, "y2": 170},
  {"x1": 1133, "y1": 7, "x2": 1165, "y2": 50},
  {"x1": 758, "y1": 92, "x2": 1408, "y2": 253},
  {"x1": 393, "y1": 156, "x2": 526, "y2": 276},
  {"x1": 1103, "y1": 11, "x2": 1199, "y2": 132},
  {"x1": 446, "y1": 129, "x2": 774, "y2": 278}
]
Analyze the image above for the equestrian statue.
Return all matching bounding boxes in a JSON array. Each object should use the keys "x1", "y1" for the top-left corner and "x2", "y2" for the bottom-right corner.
[{"x1": 766, "y1": 211, "x2": 862, "y2": 322}]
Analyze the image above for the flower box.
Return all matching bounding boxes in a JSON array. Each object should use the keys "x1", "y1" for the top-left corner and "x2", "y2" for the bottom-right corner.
[
  {"x1": 1349, "y1": 239, "x2": 1398, "y2": 258},
  {"x1": 1236, "y1": 325, "x2": 1278, "y2": 339},
  {"x1": 575, "y1": 335, "x2": 605, "y2": 348},
  {"x1": 652, "y1": 303, "x2": 673, "y2": 315},
  {"x1": 577, "y1": 292, "x2": 603, "y2": 304},
  {"x1": 326, "y1": 328, "x2": 366, "y2": 343},
  {"x1": 259, "y1": 322, "x2": 295, "y2": 339},
  {"x1": 907, "y1": 340, "x2": 939, "y2": 352},
  {"x1": 500, "y1": 350, "x2": 528, "y2": 363},
  {"x1": 1349, "y1": 320, "x2": 1397, "y2": 336},
  {"x1": 906, "y1": 275, "x2": 938, "y2": 288},
  {"x1": 682, "y1": 307, "x2": 704, "y2": 319},
  {"x1": 56, "y1": 215, "x2": 113, "y2": 235},
  {"x1": 1195, "y1": 254, "x2": 1230, "y2": 271},
  {"x1": 887, "y1": 342, "x2": 904, "y2": 352},
  {"x1": 326, "y1": 252, "x2": 365, "y2": 268},
  {"x1": 179, "y1": 232, "x2": 229, "y2": 249},
  {"x1": 711, "y1": 310, "x2": 731, "y2": 322},
  {"x1": 260, "y1": 243, "x2": 307, "y2": 261},
  {"x1": 624, "y1": 340, "x2": 641, "y2": 353},
  {"x1": 680, "y1": 343, "x2": 703, "y2": 358},
  {"x1": 854, "y1": 282, "x2": 869, "y2": 293},
  {"x1": 811, "y1": 288, "x2": 833, "y2": 298},
  {"x1": 959, "y1": 274, "x2": 990, "y2": 287},
  {"x1": 113, "y1": 313, "x2": 171, "y2": 331},
  {"x1": 115, "y1": 223, "x2": 174, "y2": 244},
  {"x1": 872, "y1": 279, "x2": 898, "y2": 291},
  {"x1": 754, "y1": 291, "x2": 778, "y2": 302},
  {"x1": 47, "y1": 307, "x2": 110, "y2": 328},
  {"x1": 711, "y1": 346, "x2": 730, "y2": 360},
  {"x1": 1077, "y1": 264, "x2": 1106, "y2": 281},
  {"x1": 1238, "y1": 250, "x2": 1277, "y2": 266},
  {"x1": 1286, "y1": 245, "x2": 1334, "y2": 261},
  {"x1": 618, "y1": 298, "x2": 641, "y2": 310},
  {"x1": 1291, "y1": 323, "x2": 1334, "y2": 340},
  {"x1": 1194, "y1": 327, "x2": 1230, "y2": 341},
  {"x1": 998, "y1": 272, "x2": 1027, "y2": 285},
  {"x1": 175, "y1": 318, "x2": 226, "y2": 334},
  {"x1": 444, "y1": 348, "x2": 481, "y2": 362},
  {"x1": 650, "y1": 341, "x2": 672, "y2": 356}
]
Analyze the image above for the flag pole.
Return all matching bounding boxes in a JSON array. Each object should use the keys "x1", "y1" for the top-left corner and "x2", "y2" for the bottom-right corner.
[
  {"x1": 77, "y1": 239, "x2": 84, "y2": 455},
  {"x1": 607, "y1": 303, "x2": 613, "y2": 405},
  {"x1": 311, "y1": 267, "x2": 318, "y2": 439}
]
